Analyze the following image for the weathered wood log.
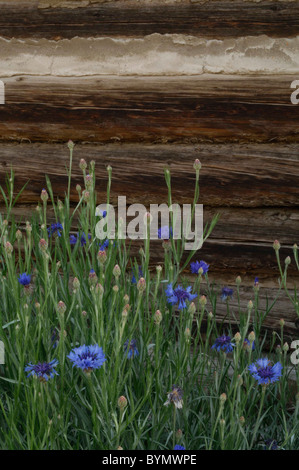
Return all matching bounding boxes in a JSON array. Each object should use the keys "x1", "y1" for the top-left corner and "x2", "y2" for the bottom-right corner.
[
  {"x1": 0, "y1": 142, "x2": 298, "y2": 207},
  {"x1": 0, "y1": 1, "x2": 298, "y2": 39},
  {"x1": 1, "y1": 75, "x2": 299, "y2": 144}
]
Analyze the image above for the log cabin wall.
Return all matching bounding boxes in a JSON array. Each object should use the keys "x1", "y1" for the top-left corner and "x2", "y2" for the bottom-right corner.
[{"x1": 0, "y1": 0, "x2": 298, "y2": 334}]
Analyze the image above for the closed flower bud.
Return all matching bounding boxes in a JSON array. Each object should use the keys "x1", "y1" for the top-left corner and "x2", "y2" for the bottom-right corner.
[
  {"x1": 57, "y1": 301, "x2": 66, "y2": 315},
  {"x1": 39, "y1": 238, "x2": 48, "y2": 252},
  {"x1": 67, "y1": 140, "x2": 75, "y2": 150},
  {"x1": 220, "y1": 393, "x2": 227, "y2": 404},
  {"x1": 239, "y1": 416, "x2": 245, "y2": 426},
  {"x1": 83, "y1": 190, "x2": 90, "y2": 203},
  {"x1": 85, "y1": 174, "x2": 93, "y2": 190},
  {"x1": 35, "y1": 302, "x2": 40, "y2": 310},
  {"x1": 73, "y1": 277, "x2": 80, "y2": 290},
  {"x1": 137, "y1": 277, "x2": 146, "y2": 293},
  {"x1": 235, "y1": 275, "x2": 242, "y2": 286},
  {"x1": 154, "y1": 310, "x2": 162, "y2": 325},
  {"x1": 95, "y1": 283, "x2": 104, "y2": 295},
  {"x1": 118, "y1": 396, "x2": 128, "y2": 409},
  {"x1": 156, "y1": 265, "x2": 162, "y2": 274},
  {"x1": 185, "y1": 327, "x2": 191, "y2": 341},
  {"x1": 88, "y1": 269, "x2": 98, "y2": 286},
  {"x1": 4, "y1": 241, "x2": 13, "y2": 255},
  {"x1": 273, "y1": 240, "x2": 280, "y2": 251},
  {"x1": 279, "y1": 318, "x2": 285, "y2": 327},
  {"x1": 248, "y1": 331, "x2": 255, "y2": 343},
  {"x1": 97, "y1": 250, "x2": 107, "y2": 264},
  {"x1": 234, "y1": 332, "x2": 241, "y2": 344},
  {"x1": 15, "y1": 230, "x2": 22, "y2": 240},
  {"x1": 25, "y1": 221, "x2": 32, "y2": 233},
  {"x1": 41, "y1": 188, "x2": 49, "y2": 202},
  {"x1": 247, "y1": 300, "x2": 253, "y2": 311},
  {"x1": 199, "y1": 295, "x2": 207, "y2": 307},
  {"x1": 283, "y1": 342, "x2": 289, "y2": 352},
  {"x1": 220, "y1": 419, "x2": 225, "y2": 427},
  {"x1": 113, "y1": 285, "x2": 119, "y2": 293},
  {"x1": 79, "y1": 158, "x2": 87, "y2": 171},
  {"x1": 285, "y1": 256, "x2": 291, "y2": 266},
  {"x1": 113, "y1": 264, "x2": 121, "y2": 279},
  {"x1": 123, "y1": 294, "x2": 129, "y2": 304},
  {"x1": 208, "y1": 311, "x2": 213, "y2": 320},
  {"x1": 176, "y1": 429, "x2": 183, "y2": 441},
  {"x1": 193, "y1": 159, "x2": 202, "y2": 171},
  {"x1": 188, "y1": 302, "x2": 196, "y2": 316},
  {"x1": 76, "y1": 184, "x2": 82, "y2": 194}
]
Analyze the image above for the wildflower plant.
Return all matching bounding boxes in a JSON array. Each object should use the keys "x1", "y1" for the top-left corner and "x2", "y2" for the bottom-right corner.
[{"x1": 0, "y1": 143, "x2": 298, "y2": 451}]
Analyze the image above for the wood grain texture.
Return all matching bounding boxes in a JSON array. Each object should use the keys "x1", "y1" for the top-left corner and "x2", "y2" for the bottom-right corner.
[
  {"x1": 0, "y1": 142, "x2": 298, "y2": 207},
  {"x1": 0, "y1": 1, "x2": 298, "y2": 39},
  {"x1": 1, "y1": 75, "x2": 299, "y2": 144}
]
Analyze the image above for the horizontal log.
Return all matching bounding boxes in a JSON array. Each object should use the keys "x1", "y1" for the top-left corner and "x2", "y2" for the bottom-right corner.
[
  {"x1": 0, "y1": 142, "x2": 298, "y2": 207},
  {"x1": 1, "y1": 75, "x2": 299, "y2": 144},
  {"x1": 0, "y1": 1, "x2": 298, "y2": 39}
]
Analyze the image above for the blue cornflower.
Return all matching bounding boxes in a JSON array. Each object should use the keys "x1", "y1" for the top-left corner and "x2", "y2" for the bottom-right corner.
[
  {"x1": 220, "y1": 287, "x2": 233, "y2": 301},
  {"x1": 70, "y1": 232, "x2": 91, "y2": 246},
  {"x1": 99, "y1": 239, "x2": 110, "y2": 251},
  {"x1": 174, "y1": 445, "x2": 185, "y2": 450},
  {"x1": 212, "y1": 335, "x2": 235, "y2": 353},
  {"x1": 25, "y1": 359, "x2": 59, "y2": 382},
  {"x1": 124, "y1": 339, "x2": 139, "y2": 359},
  {"x1": 68, "y1": 344, "x2": 106, "y2": 373},
  {"x1": 254, "y1": 277, "x2": 259, "y2": 286},
  {"x1": 165, "y1": 284, "x2": 197, "y2": 310},
  {"x1": 158, "y1": 226, "x2": 173, "y2": 240},
  {"x1": 243, "y1": 338, "x2": 255, "y2": 351},
  {"x1": 131, "y1": 266, "x2": 143, "y2": 284},
  {"x1": 190, "y1": 260, "x2": 209, "y2": 275},
  {"x1": 264, "y1": 439, "x2": 279, "y2": 450},
  {"x1": 47, "y1": 222, "x2": 63, "y2": 237},
  {"x1": 248, "y1": 358, "x2": 282, "y2": 385},
  {"x1": 18, "y1": 272, "x2": 31, "y2": 287}
]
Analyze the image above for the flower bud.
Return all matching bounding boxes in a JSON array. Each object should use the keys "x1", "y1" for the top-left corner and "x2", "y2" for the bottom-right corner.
[
  {"x1": 220, "y1": 393, "x2": 227, "y2": 404},
  {"x1": 123, "y1": 294, "x2": 129, "y2": 304},
  {"x1": 283, "y1": 342, "x2": 289, "y2": 352},
  {"x1": 235, "y1": 275, "x2": 241, "y2": 286},
  {"x1": 41, "y1": 188, "x2": 49, "y2": 202},
  {"x1": 113, "y1": 285, "x2": 119, "y2": 293},
  {"x1": 4, "y1": 241, "x2": 13, "y2": 256},
  {"x1": 88, "y1": 269, "x2": 98, "y2": 286},
  {"x1": 57, "y1": 301, "x2": 66, "y2": 315},
  {"x1": 247, "y1": 300, "x2": 253, "y2": 311},
  {"x1": 73, "y1": 277, "x2": 80, "y2": 290},
  {"x1": 76, "y1": 184, "x2": 82, "y2": 194},
  {"x1": 83, "y1": 190, "x2": 90, "y2": 203},
  {"x1": 85, "y1": 174, "x2": 93, "y2": 190},
  {"x1": 15, "y1": 230, "x2": 22, "y2": 241},
  {"x1": 239, "y1": 416, "x2": 245, "y2": 426},
  {"x1": 273, "y1": 240, "x2": 280, "y2": 251},
  {"x1": 176, "y1": 429, "x2": 183, "y2": 441},
  {"x1": 137, "y1": 277, "x2": 146, "y2": 293},
  {"x1": 234, "y1": 332, "x2": 241, "y2": 344},
  {"x1": 154, "y1": 310, "x2": 162, "y2": 325},
  {"x1": 248, "y1": 331, "x2": 255, "y2": 343},
  {"x1": 285, "y1": 256, "x2": 291, "y2": 266},
  {"x1": 208, "y1": 311, "x2": 213, "y2": 320},
  {"x1": 184, "y1": 328, "x2": 191, "y2": 341},
  {"x1": 67, "y1": 140, "x2": 75, "y2": 150},
  {"x1": 199, "y1": 295, "x2": 207, "y2": 307},
  {"x1": 97, "y1": 250, "x2": 107, "y2": 265},
  {"x1": 82, "y1": 310, "x2": 87, "y2": 317},
  {"x1": 113, "y1": 264, "x2": 121, "y2": 279},
  {"x1": 39, "y1": 238, "x2": 48, "y2": 252},
  {"x1": 156, "y1": 265, "x2": 162, "y2": 274},
  {"x1": 117, "y1": 396, "x2": 128, "y2": 410},
  {"x1": 188, "y1": 302, "x2": 196, "y2": 316},
  {"x1": 279, "y1": 318, "x2": 285, "y2": 327},
  {"x1": 193, "y1": 159, "x2": 202, "y2": 171},
  {"x1": 95, "y1": 283, "x2": 104, "y2": 296},
  {"x1": 79, "y1": 158, "x2": 87, "y2": 171}
]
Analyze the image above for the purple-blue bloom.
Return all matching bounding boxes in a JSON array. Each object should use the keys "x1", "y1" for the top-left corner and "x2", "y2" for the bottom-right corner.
[
  {"x1": 18, "y1": 272, "x2": 31, "y2": 287},
  {"x1": 99, "y1": 239, "x2": 110, "y2": 251},
  {"x1": 25, "y1": 359, "x2": 59, "y2": 382},
  {"x1": 165, "y1": 284, "x2": 197, "y2": 310},
  {"x1": 68, "y1": 344, "x2": 106, "y2": 373},
  {"x1": 174, "y1": 445, "x2": 185, "y2": 450},
  {"x1": 131, "y1": 266, "x2": 143, "y2": 284},
  {"x1": 70, "y1": 232, "x2": 91, "y2": 246},
  {"x1": 264, "y1": 439, "x2": 279, "y2": 450},
  {"x1": 243, "y1": 338, "x2": 255, "y2": 351},
  {"x1": 158, "y1": 226, "x2": 173, "y2": 240},
  {"x1": 124, "y1": 339, "x2": 139, "y2": 359},
  {"x1": 190, "y1": 260, "x2": 209, "y2": 275},
  {"x1": 47, "y1": 222, "x2": 63, "y2": 237},
  {"x1": 212, "y1": 335, "x2": 235, "y2": 353},
  {"x1": 248, "y1": 358, "x2": 282, "y2": 385},
  {"x1": 220, "y1": 287, "x2": 233, "y2": 301}
]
